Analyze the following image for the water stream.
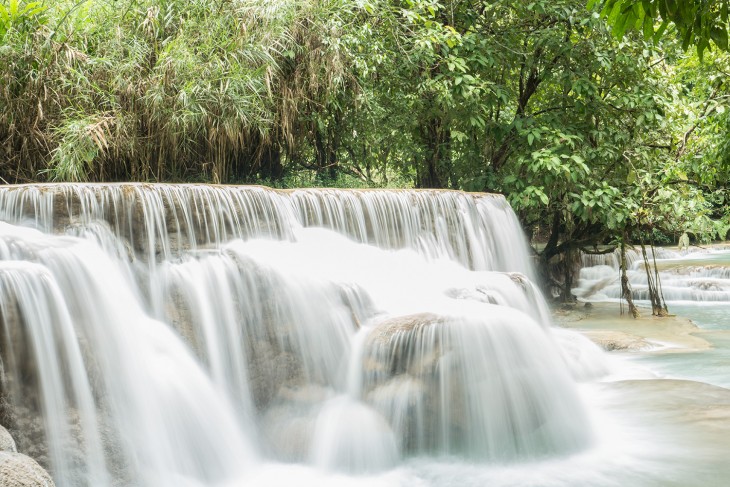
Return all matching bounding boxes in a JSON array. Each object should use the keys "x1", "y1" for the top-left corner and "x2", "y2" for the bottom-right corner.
[
  {"x1": 0, "y1": 184, "x2": 727, "y2": 486},
  {"x1": 576, "y1": 247, "x2": 730, "y2": 390}
]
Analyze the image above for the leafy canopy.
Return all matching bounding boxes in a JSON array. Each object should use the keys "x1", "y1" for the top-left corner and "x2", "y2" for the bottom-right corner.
[{"x1": 590, "y1": 0, "x2": 730, "y2": 58}]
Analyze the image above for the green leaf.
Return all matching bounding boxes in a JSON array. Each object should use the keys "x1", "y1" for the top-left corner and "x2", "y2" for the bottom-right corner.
[
  {"x1": 681, "y1": 25, "x2": 694, "y2": 51},
  {"x1": 641, "y1": 0, "x2": 654, "y2": 17},
  {"x1": 653, "y1": 19, "x2": 669, "y2": 42},
  {"x1": 612, "y1": 12, "x2": 630, "y2": 37},
  {"x1": 570, "y1": 154, "x2": 585, "y2": 165},
  {"x1": 20, "y1": 2, "x2": 44, "y2": 16},
  {"x1": 665, "y1": 0, "x2": 678, "y2": 16},
  {"x1": 607, "y1": 1, "x2": 623, "y2": 24},
  {"x1": 627, "y1": 170, "x2": 636, "y2": 184},
  {"x1": 697, "y1": 37, "x2": 709, "y2": 61},
  {"x1": 642, "y1": 14, "x2": 653, "y2": 40},
  {"x1": 710, "y1": 26, "x2": 728, "y2": 51}
]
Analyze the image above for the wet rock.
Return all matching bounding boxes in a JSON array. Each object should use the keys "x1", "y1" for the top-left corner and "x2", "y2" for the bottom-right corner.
[
  {"x1": 365, "y1": 314, "x2": 446, "y2": 380},
  {"x1": 163, "y1": 284, "x2": 200, "y2": 352},
  {"x1": 12, "y1": 406, "x2": 49, "y2": 470},
  {"x1": 365, "y1": 375, "x2": 427, "y2": 451},
  {"x1": 591, "y1": 332, "x2": 651, "y2": 351},
  {"x1": 367, "y1": 313, "x2": 444, "y2": 346},
  {"x1": 507, "y1": 272, "x2": 528, "y2": 291},
  {"x1": 0, "y1": 451, "x2": 55, "y2": 486},
  {"x1": 0, "y1": 426, "x2": 16, "y2": 453},
  {"x1": 445, "y1": 287, "x2": 499, "y2": 304},
  {"x1": 247, "y1": 341, "x2": 304, "y2": 409}
]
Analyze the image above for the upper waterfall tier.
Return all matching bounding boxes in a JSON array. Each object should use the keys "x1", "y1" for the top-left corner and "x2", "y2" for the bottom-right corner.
[{"x1": 0, "y1": 184, "x2": 535, "y2": 279}]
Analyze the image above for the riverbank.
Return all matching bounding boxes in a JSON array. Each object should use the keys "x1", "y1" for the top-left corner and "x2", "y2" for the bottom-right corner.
[{"x1": 553, "y1": 302, "x2": 711, "y2": 353}]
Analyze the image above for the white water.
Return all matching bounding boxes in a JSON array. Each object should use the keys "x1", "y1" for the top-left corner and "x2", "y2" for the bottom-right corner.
[
  {"x1": 576, "y1": 245, "x2": 730, "y2": 398},
  {"x1": 574, "y1": 246, "x2": 730, "y2": 304},
  {"x1": 0, "y1": 223, "x2": 254, "y2": 487},
  {"x1": 0, "y1": 184, "x2": 726, "y2": 487}
]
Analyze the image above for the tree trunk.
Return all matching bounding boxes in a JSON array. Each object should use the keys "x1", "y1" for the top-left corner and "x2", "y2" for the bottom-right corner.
[
  {"x1": 639, "y1": 241, "x2": 668, "y2": 316},
  {"x1": 620, "y1": 234, "x2": 639, "y2": 318},
  {"x1": 417, "y1": 117, "x2": 448, "y2": 188},
  {"x1": 259, "y1": 144, "x2": 283, "y2": 180},
  {"x1": 562, "y1": 247, "x2": 576, "y2": 303},
  {"x1": 314, "y1": 128, "x2": 327, "y2": 179}
]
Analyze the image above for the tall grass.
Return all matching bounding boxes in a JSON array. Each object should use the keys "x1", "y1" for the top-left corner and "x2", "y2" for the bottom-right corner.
[{"x1": 0, "y1": 0, "x2": 355, "y2": 183}]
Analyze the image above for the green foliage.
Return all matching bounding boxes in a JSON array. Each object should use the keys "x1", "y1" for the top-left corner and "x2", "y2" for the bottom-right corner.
[
  {"x1": 48, "y1": 114, "x2": 113, "y2": 182},
  {"x1": 0, "y1": 0, "x2": 352, "y2": 182},
  {"x1": 590, "y1": 0, "x2": 730, "y2": 59},
  {"x1": 0, "y1": 0, "x2": 46, "y2": 42},
  {"x1": 0, "y1": 0, "x2": 728, "y2": 262}
]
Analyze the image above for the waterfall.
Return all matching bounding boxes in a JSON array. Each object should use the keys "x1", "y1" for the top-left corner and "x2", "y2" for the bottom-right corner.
[
  {"x1": 0, "y1": 184, "x2": 597, "y2": 486},
  {"x1": 575, "y1": 246, "x2": 730, "y2": 304}
]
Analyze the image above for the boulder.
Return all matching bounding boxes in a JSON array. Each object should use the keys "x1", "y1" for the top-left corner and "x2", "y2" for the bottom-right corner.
[
  {"x1": 0, "y1": 452, "x2": 55, "y2": 486},
  {"x1": 0, "y1": 426, "x2": 15, "y2": 453},
  {"x1": 367, "y1": 313, "x2": 443, "y2": 346}
]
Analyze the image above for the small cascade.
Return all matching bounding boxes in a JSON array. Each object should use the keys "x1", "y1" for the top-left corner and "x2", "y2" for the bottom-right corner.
[
  {"x1": 310, "y1": 396, "x2": 399, "y2": 474},
  {"x1": 575, "y1": 246, "x2": 730, "y2": 304},
  {"x1": 579, "y1": 247, "x2": 685, "y2": 270},
  {"x1": 359, "y1": 312, "x2": 591, "y2": 460},
  {"x1": 0, "y1": 183, "x2": 600, "y2": 485}
]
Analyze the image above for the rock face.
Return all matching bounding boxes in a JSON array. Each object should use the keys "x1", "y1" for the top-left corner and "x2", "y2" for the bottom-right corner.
[
  {"x1": 0, "y1": 452, "x2": 55, "y2": 486},
  {"x1": 0, "y1": 426, "x2": 16, "y2": 453}
]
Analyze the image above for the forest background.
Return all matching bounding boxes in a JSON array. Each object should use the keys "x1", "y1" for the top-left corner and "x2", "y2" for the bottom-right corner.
[{"x1": 1, "y1": 0, "x2": 729, "y2": 297}]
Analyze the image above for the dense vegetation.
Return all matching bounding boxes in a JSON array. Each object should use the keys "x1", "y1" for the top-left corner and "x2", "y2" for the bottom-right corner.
[{"x1": 1, "y1": 0, "x2": 729, "y2": 298}]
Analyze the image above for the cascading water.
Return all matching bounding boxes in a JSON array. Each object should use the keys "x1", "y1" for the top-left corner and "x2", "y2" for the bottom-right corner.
[
  {"x1": 575, "y1": 244, "x2": 730, "y2": 399},
  {"x1": 0, "y1": 183, "x2": 603, "y2": 486},
  {"x1": 0, "y1": 223, "x2": 255, "y2": 487},
  {"x1": 575, "y1": 246, "x2": 730, "y2": 304}
]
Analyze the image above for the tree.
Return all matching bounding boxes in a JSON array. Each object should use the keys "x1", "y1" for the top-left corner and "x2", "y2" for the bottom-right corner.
[
  {"x1": 590, "y1": 0, "x2": 730, "y2": 58},
  {"x1": 0, "y1": 0, "x2": 727, "y2": 304}
]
